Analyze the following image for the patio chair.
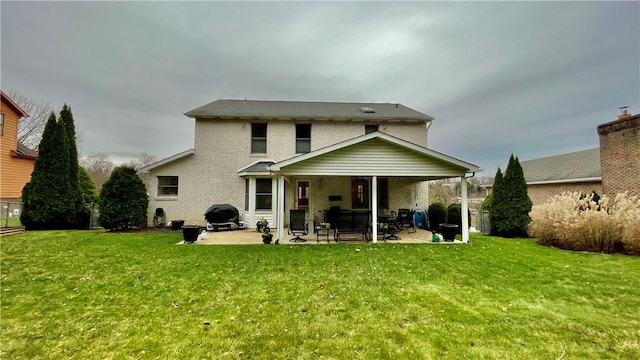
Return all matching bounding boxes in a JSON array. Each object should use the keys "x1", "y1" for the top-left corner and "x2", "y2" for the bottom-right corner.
[
  {"x1": 378, "y1": 210, "x2": 400, "y2": 241},
  {"x1": 397, "y1": 208, "x2": 416, "y2": 234},
  {"x1": 288, "y1": 209, "x2": 308, "y2": 242}
]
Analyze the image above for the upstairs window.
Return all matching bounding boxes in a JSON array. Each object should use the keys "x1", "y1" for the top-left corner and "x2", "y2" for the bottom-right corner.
[
  {"x1": 0, "y1": 113, "x2": 4, "y2": 136},
  {"x1": 296, "y1": 124, "x2": 311, "y2": 153},
  {"x1": 365, "y1": 124, "x2": 378, "y2": 134},
  {"x1": 157, "y1": 176, "x2": 179, "y2": 196},
  {"x1": 251, "y1": 123, "x2": 267, "y2": 153}
]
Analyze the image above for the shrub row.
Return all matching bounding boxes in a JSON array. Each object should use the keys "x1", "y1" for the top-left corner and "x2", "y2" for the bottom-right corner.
[
  {"x1": 427, "y1": 202, "x2": 468, "y2": 234},
  {"x1": 529, "y1": 192, "x2": 640, "y2": 255}
]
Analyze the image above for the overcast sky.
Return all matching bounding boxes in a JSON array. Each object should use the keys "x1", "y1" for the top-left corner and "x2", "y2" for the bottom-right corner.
[{"x1": 2, "y1": 1, "x2": 638, "y2": 175}]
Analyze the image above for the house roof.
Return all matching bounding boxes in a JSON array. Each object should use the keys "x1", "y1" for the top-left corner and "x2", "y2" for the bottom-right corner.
[
  {"x1": 1, "y1": 91, "x2": 29, "y2": 118},
  {"x1": 137, "y1": 148, "x2": 195, "y2": 173},
  {"x1": 520, "y1": 148, "x2": 601, "y2": 184},
  {"x1": 12, "y1": 142, "x2": 38, "y2": 159},
  {"x1": 269, "y1": 131, "x2": 481, "y2": 177},
  {"x1": 237, "y1": 160, "x2": 275, "y2": 176},
  {"x1": 184, "y1": 99, "x2": 434, "y2": 122}
]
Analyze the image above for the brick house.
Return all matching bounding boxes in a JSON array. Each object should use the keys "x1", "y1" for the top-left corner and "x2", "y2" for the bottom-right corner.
[
  {"x1": 1, "y1": 91, "x2": 36, "y2": 210},
  {"x1": 520, "y1": 148, "x2": 602, "y2": 205},
  {"x1": 520, "y1": 109, "x2": 639, "y2": 205},
  {"x1": 139, "y1": 99, "x2": 481, "y2": 242}
]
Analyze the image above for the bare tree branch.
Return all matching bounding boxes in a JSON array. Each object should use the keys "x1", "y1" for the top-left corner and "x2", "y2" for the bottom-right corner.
[
  {"x1": 8, "y1": 89, "x2": 53, "y2": 150},
  {"x1": 124, "y1": 153, "x2": 157, "y2": 170},
  {"x1": 80, "y1": 152, "x2": 114, "y2": 191}
]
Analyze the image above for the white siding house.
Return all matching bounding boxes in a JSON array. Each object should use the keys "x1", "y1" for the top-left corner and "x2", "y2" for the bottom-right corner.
[{"x1": 139, "y1": 99, "x2": 481, "y2": 242}]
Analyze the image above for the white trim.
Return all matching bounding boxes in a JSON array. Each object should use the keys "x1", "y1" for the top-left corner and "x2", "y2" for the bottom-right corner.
[
  {"x1": 527, "y1": 177, "x2": 602, "y2": 185},
  {"x1": 138, "y1": 149, "x2": 195, "y2": 173}
]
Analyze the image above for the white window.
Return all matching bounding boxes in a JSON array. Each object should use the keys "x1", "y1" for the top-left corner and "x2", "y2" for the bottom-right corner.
[
  {"x1": 256, "y1": 178, "x2": 272, "y2": 210},
  {"x1": 251, "y1": 123, "x2": 267, "y2": 153},
  {"x1": 295, "y1": 124, "x2": 311, "y2": 153},
  {"x1": 157, "y1": 176, "x2": 179, "y2": 196}
]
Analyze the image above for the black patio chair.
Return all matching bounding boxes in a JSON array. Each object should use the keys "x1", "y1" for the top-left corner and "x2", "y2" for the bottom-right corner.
[
  {"x1": 397, "y1": 208, "x2": 416, "y2": 234},
  {"x1": 288, "y1": 209, "x2": 308, "y2": 242}
]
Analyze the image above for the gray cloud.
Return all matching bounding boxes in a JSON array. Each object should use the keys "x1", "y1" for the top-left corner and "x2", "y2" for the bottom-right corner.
[{"x1": 2, "y1": 1, "x2": 638, "y2": 171}]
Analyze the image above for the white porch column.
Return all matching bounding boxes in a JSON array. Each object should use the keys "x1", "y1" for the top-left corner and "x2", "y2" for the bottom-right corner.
[
  {"x1": 372, "y1": 175, "x2": 378, "y2": 243},
  {"x1": 248, "y1": 178, "x2": 256, "y2": 227},
  {"x1": 461, "y1": 176, "x2": 469, "y2": 243},
  {"x1": 277, "y1": 175, "x2": 285, "y2": 243}
]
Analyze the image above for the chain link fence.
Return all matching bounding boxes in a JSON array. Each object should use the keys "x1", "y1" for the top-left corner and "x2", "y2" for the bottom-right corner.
[
  {"x1": 476, "y1": 208, "x2": 491, "y2": 235},
  {"x1": 1, "y1": 201, "x2": 24, "y2": 227},
  {"x1": 1, "y1": 201, "x2": 101, "y2": 229}
]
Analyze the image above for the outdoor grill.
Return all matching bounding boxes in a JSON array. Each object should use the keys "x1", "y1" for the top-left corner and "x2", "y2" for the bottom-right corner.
[{"x1": 204, "y1": 204, "x2": 240, "y2": 231}]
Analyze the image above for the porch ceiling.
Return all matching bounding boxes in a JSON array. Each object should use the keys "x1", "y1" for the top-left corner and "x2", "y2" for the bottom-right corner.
[{"x1": 269, "y1": 132, "x2": 481, "y2": 178}]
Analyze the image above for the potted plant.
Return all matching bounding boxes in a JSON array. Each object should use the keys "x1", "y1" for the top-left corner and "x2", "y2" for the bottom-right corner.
[
  {"x1": 256, "y1": 217, "x2": 268, "y2": 233},
  {"x1": 261, "y1": 226, "x2": 273, "y2": 244}
]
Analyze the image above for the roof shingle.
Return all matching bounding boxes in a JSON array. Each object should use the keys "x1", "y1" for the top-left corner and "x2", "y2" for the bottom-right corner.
[
  {"x1": 520, "y1": 148, "x2": 601, "y2": 183},
  {"x1": 185, "y1": 99, "x2": 433, "y2": 121}
]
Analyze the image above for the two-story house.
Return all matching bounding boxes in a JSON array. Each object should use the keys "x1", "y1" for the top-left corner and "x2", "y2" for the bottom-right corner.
[
  {"x1": 1, "y1": 91, "x2": 36, "y2": 213},
  {"x1": 139, "y1": 99, "x2": 481, "y2": 242}
]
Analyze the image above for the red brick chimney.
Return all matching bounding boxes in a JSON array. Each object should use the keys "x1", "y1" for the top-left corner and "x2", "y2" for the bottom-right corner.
[{"x1": 597, "y1": 107, "x2": 640, "y2": 197}]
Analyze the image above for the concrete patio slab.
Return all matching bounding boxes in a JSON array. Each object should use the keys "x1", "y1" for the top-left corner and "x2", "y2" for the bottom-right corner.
[{"x1": 177, "y1": 227, "x2": 465, "y2": 245}]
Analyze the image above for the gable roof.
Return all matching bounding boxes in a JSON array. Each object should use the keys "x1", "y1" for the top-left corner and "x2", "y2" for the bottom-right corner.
[
  {"x1": 269, "y1": 131, "x2": 481, "y2": 177},
  {"x1": 185, "y1": 99, "x2": 433, "y2": 122},
  {"x1": 237, "y1": 160, "x2": 276, "y2": 176},
  {"x1": 520, "y1": 148, "x2": 601, "y2": 184},
  {"x1": 137, "y1": 149, "x2": 195, "y2": 173},
  {"x1": 12, "y1": 142, "x2": 38, "y2": 159},
  {"x1": 0, "y1": 91, "x2": 29, "y2": 118}
]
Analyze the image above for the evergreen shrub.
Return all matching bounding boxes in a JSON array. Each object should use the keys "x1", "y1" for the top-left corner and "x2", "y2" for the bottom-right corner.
[
  {"x1": 447, "y1": 203, "x2": 462, "y2": 233},
  {"x1": 427, "y1": 202, "x2": 447, "y2": 231},
  {"x1": 99, "y1": 166, "x2": 148, "y2": 230}
]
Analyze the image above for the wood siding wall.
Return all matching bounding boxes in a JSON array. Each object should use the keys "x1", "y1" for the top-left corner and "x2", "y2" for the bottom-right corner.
[{"x1": 1, "y1": 98, "x2": 35, "y2": 199}]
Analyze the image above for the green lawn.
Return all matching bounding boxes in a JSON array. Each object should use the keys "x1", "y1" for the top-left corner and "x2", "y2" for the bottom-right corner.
[{"x1": 1, "y1": 231, "x2": 639, "y2": 359}]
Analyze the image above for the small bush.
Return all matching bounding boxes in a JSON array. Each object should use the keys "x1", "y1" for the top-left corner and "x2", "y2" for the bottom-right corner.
[
  {"x1": 529, "y1": 192, "x2": 640, "y2": 254},
  {"x1": 447, "y1": 203, "x2": 462, "y2": 233},
  {"x1": 99, "y1": 166, "x2": 148, "y2": 230},
  {"x1": 427, "y1": 202, "x2": 447, "y2": 231}
]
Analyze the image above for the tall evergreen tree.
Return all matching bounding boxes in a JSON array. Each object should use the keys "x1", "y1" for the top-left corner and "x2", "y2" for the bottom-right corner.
[
  {"x1": 20, "y1": 106, "x2": 87, "y2": 229},
  {"x1": 59, "y1": 104, "x2": 87, "y2": 226},
  {"x1": 491, "y1": 155, "x2": 532, "y2": 237},
  {"x1": 489, "y1": 167, "x2": 503, "y2": 236},
  {"x1": 21, "y1": 113, "x2": 70, "y2": 228}
]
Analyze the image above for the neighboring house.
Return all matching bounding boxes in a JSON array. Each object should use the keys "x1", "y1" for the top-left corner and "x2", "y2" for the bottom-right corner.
[
  {"x1": 519, "y1": 109, "x2": 639, "y2": 205},
  {"x1": 520, "y1": 148, "x2": 602, "y2": 205},
  {"x1": 0, "y1": 91, "x2": 36, "y2": 211},
  {"x1": 139, "y1": 99, "x2": 481, "y2": 242}
]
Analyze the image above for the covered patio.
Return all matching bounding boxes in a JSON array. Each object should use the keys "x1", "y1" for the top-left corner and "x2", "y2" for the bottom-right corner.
[
  {"x1": 179, "y1": 227, "x2": 466, "y2": 245},
  {"x1": 269, "y1": 132, "x2": 481, "y2": 243}
]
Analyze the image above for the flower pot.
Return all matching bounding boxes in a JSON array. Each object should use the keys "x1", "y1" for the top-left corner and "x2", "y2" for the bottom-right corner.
[
  {"x1": 262, "y1": 233, "x2": 273, "y2": 244},
  {"x1": 439, "y1": 223, "x2": 459, "y2": 242},
  {"x1": 171, "y1": 220, "x2": 185, "y2": 230},
  {"x1": 182, "y1": 225, "x2": 200, "y2": 243}
]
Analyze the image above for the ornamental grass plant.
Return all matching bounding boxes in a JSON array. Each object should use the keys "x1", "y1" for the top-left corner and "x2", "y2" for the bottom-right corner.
[{"x1": 529, "y1": 192, "x2": 640, "y2": 254}]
